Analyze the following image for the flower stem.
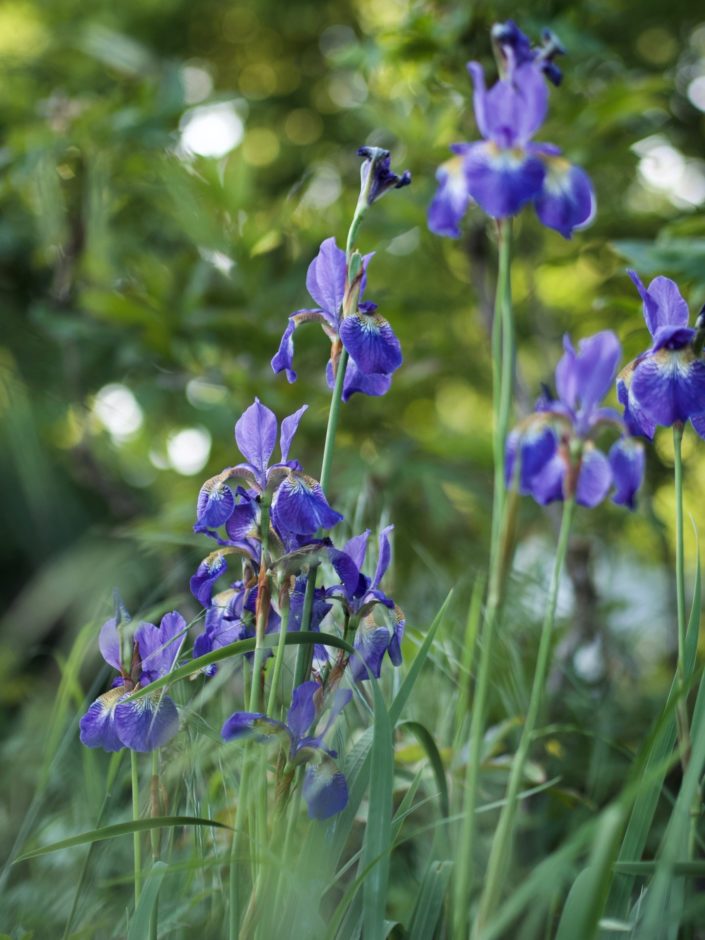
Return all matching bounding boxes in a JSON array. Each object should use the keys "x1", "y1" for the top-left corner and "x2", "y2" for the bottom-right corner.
[
  {"x1": 149, "y1": 750, "x2": 159, "y2": 940},
  {"x1": 451, "y1": 219, "x2": 513, "y2": 940},
  {"x1": 489, "y1": 219, "x2": 514, "y2": 583},
  {"x1": 249, "y1": 498, "x2": 271, "y2": 714},
  {"x1": 673, "y1": 425, "x2": 692, "y2": 777},
  {"x1": 475, "y1": 498, "x2": 575, "y2": 934},
  {"x1": 266, "y1": 594, "x2": 291, "y2": 716},
  {"x1": 130, "y1": 750, "x2": 142, "y2": 909}
]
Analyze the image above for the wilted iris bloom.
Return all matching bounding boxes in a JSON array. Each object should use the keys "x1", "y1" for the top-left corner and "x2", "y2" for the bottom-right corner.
[
  {"x1": 194, "y1": 398, "x2": 342, "y2": 553},
  {"x1": 271, "y1": 237, "x2": 403, "y2": 401},
  {"x1": 617, "y1": 271, "x2": 705, "y2": 440},
  {"x1": 79, "y1": 612, "x2": 185, "y2": 752},
  {"x1": 357, "y1": 146, "x2": 411, "y2": 206},
  {"x1": 327, "y1": 526, "x2": 406, "y2": 680},
  {"x1": 222, "y1": 681, "x2": 351, "y2": 820},
  {"x1": 507, "y1": 330, "x2": 644, "y2": 508},
  {"x1": 428, "y1": 20, "x2": 594, "y2": 239}
]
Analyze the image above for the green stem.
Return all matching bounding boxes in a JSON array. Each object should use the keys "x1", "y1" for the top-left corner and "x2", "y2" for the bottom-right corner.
[
  {"x1": 149, "y1": 750, "x2": 159, "y2": 940},
  {"x1": 130, "y1": 750, "x2": 142, "y2": 909},
  {"x1": 674, "y1": 424, "x2": 687, "y2": 692},
  {"x1": 489, "y1": 219, "x2": 514, "y2": 582},
  {"x1": 266, "y1": 597, "x2": 291, "y2": 716},
  {"x1": 451, "y1": 221, "x2": 513, "y2": 940},
  {"x1": 249, "y1": 499, "x2": 271, "y2": 715},
  {"x1": 475, "y1": 498, "x2": 575, "y2": 935}
]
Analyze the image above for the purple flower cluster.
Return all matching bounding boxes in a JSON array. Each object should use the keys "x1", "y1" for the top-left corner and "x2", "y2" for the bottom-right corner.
[
  {"x1": 618, "y1": 271, "x2": 705, "y2": 440},
  {"x1": 428, "y1": 21, "x2": 594, "y2": 239},
  {"x1": 79, "y1": 611, "x2": 185, "y2": 753},
  {"x1": 507, "y1": 331, "x2": 644, "y2": 509}
]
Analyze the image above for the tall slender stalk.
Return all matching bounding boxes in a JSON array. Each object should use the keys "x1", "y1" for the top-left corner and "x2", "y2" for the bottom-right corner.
[
  {"x1": 266, "y1": 595, "x2": 291, "y2": 716},
  {"x1": 475, "y1": 498, "x2": 575, "y2": 934},
  {"x1": 149, "y1": 750, "x2": 160, "y2": 940},
  {"x1": 673, "y1": 424, "x2": 692, "y2": 769},
  {"x1": 452, "y1": 221, "x2": 514, "y2": 940},
  {"x1": 130, "y1": 751, "x2": 142, "y2": 909}
]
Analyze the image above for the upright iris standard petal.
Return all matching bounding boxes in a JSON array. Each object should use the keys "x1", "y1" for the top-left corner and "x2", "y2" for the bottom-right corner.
[
  {"x1": 271, "y1": 473, "x2": 344, "y2": 537},
  {"x1": 234, "y1": 399, "x2": 278, "y2": 479},
  {"x1": 286, "y1": 681, "x2": 319, "y2": 739},
  {"x1": 340, "y1": 311, "x2": 402, "y2": 375},
  {"x1": 555, "y1": 330, "x2": 621, "y2": 419},
  {"x1": 279, "y1": 404, "x2": 308, "y2": 463},
  {"x1": 79, "y1": 686, "x2": 127, "y2": 752},
  {"x1": 302, "y1": 759, "x2": 349, "y2": 820},
  {"x1": 114, "y1": 694, "x2": 180, "y2": 753},
  {"x1": 472, "y1": 62, "x2": 548, "y2": 147},
  {"x1": 136, "y1": 611, "x2": 185, "y2": 682},
  {"x1": 628, "y1": 271, "x2": 689, "y2": 337},
  {"x1": 371, "y1": 525, "x2": 393, "y2": 590},
  {"x1": 534, "y1": 158, "x2": 595, "y2": 239},
  {"x1": 463, "y1": 141, "x2": 546, "y2": 219},
  {"x1": 98, "y1": 617, "x2": 123, "y2": 672},
  {"x1": 575, "y1": 446, "x2": 612, "y2": 508},
  {"x1": 305, "y1": 237, "x2": 347, "y2": 316},
  {"x1": 609, "y1": 438, "x2": 645, "y2": 509}
]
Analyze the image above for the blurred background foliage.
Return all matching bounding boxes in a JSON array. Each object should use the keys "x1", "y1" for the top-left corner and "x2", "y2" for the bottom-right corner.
[{"x1": 3, "y1": 0, "x2": 705, "y2": 930}]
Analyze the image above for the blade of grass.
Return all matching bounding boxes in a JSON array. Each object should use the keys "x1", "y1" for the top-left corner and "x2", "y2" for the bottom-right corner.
[
  {"x1": 127, "y1": 860, "x2": 168, "y2": 940},
  {"x1": 398, "y1": 720, "x2": 449, "y2": 819},
  {"x1": 14, "y1": 815, "x2": 231, "y2": 862},
  {"x1": 408, "y1": 860, "x2": 453, "y2": 940}
]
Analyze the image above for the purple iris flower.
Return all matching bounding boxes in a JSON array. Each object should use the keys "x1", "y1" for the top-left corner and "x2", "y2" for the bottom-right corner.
[
  {"x1": 327, "y1": 526, "x2": 406, "y2": 680},
  {"x1": 506, "y1": 330, "x2": 644, "y2": 509},
  {"x1": 79, "y1": 611, "x2": 185, "y2": 752},
  {"x1": 617, "y1": 271, "x2": 705, "y2": 440},
  {"x1": 194, "y1": 398, "x2": 342, "y2": 557},
  {"x1": 192, "y1": 581, "x2": 281, "y2": 672},
  {"x1": 222, "y1": 681, "x2": 351, "y2": 820},
  {"x1": 271, "y1": 238, "x2": 402, "y2": 402},
  {"x1": 357, "y1": 146, "x2": 411, "y2": 205},
  {"x1": 428, "y1": 21, "x2": 594, "y2": 239}
]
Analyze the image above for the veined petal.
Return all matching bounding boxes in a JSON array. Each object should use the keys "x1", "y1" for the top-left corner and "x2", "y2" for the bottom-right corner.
[
  {"x1": 306, "y1": 237, "x2": 347, "y2": 316},
  {"x1": 235, "y1": 399, "x2": 278, "y2": 478},
  {"x1": 196, "y1": 472, "x2": 235, "y2": 528},
  {"x1": 340, "y1": 312, "x2": 402, "y2": 375},
  {"x1": 190, "y1": 551, "x2": 228, "y2": 606},
  {"x1": 555, "y1": 331, "x2": 621, "y2": 417},
  {"x1": 427, "y1": 151, "x2": 472, "y2": 238},
  {"x1": 343, "y1": 530, "x2": 370, "y2": 573},
  {"x1": 287, "y1": 681, "x2": 320, "y2": 739},
  {"x1": 79, "y1": 686, "x2": 126, "y2": 751},
  {"x1": 387, "y1": 606, "x2": 406, "y2": 667},
  {"x1": 280, "y1": 404, "x2": 308, "y2": 463},
  {"x1": 609, "y1": 438, "x2": 644, "y2": 510},
  {"x1": 534, "y1": 158, "x2": 595, "y2": 239},
  {"x1": 528, "y1": 453, "x2": 566, "y2": 505},
  {"x1": 98, "y1": 617, "x2": 123, "y2": 672},
  {"x1": 480, "y1": 63, "x2": 548, "y2": 146},
  {"x1": 114, "y1": 693, "x2": 179, "y2": 752},
  {"x1": 463, "y1": 141, "x2": 545, "y2": 219},
  {"x1": 650, "y1": 325, "x2": 695, "y2": 352},
  {"x1": 631, "y1": 350, "x2": 705, "y2": 427},
  {"x1": 349, "y1": 618, "x2": 391, "y2": 681},
  {"x1": 617, "y1": 366, "x2": 655, "y2": 439},
  {"x1": 225, "y1": 498, "x2": 258, "y2": 541},
  {"x1": 505, "y1": 424, "x2": 557, "y2": 492},
  {"x1": 271, "y1": 472, "x2": 344, "y2": 537},
  {"x1": 341, "y1": 361, "x2": 392, "y2": 402},
  {"x1": 302, "y1": 758, "x2": 348, "y2": 820},
  {"x1": 576, "y1": 446, "x2": 612, "y2": 508},
  {"x1": 328, "y1": 546, "x2": 366, "y2": 601}
]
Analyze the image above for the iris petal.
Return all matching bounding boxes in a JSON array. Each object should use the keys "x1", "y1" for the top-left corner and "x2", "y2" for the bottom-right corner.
[
  {"x1": 463, "y1": 141, "x2": 545, "y2": 219},
  {"x1": 576, "y1": 447, "x2": 612, "y2": 508},
  {"x1": 271, "y1": 473, "x2": 344, "y2": 537},
  {"x1": 609, "y1": 438, "x2": 644, "y2": 510},
  {"x1": 234, "y1": 399, "x2": 278, "y2": 479},
  {"x1": 534, "y1": 158, "x2": 595, "y2": 239},
  {"x1": 305, "y1": 237, "x2": 347, "y2": 317},
  {"x1": 340, "y1": 313, "x2": 402, "y2": 375},
  {"x1": 114, "y1": 694, "x2": 180, "y2": 752},
  {"x1": 79, "y1": 686, "x2": 126, "y2": 752},
  {"x1": 630, "y1": 350, "x2": 705, "y2": 427},
  {"x1": 427, "y1": 151, "x2": 472, "y2": 238},
  {"x1": 302, "y1": 759, "x2": 348, "y2": 820}
]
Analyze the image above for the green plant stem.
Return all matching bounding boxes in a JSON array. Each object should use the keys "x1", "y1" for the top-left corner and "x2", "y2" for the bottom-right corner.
[
  {"x1": 249, "y1": 499, "x2": 271, "y2": 715},
  {"x1": 674, "y1": 425, "x2": 688, "y2": 702},
  {"x1": 266, "y1": 598, "x2": 291, "y2": 716},
  {"x1": 451, "y1": 221, "x2": 513, "y2": 940},
  {"x1": 474, "y1": 498, "x2": 575, "y2": 936},
  {"x1": 489, "y1": 219, "x2": 514, "y2": 583},
  {"x1": 149, "y1": 750, "x2": 159, "y2": 940},
  {"x1": 131, "y1": 751, "x2": 142, "y2": 909}
]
